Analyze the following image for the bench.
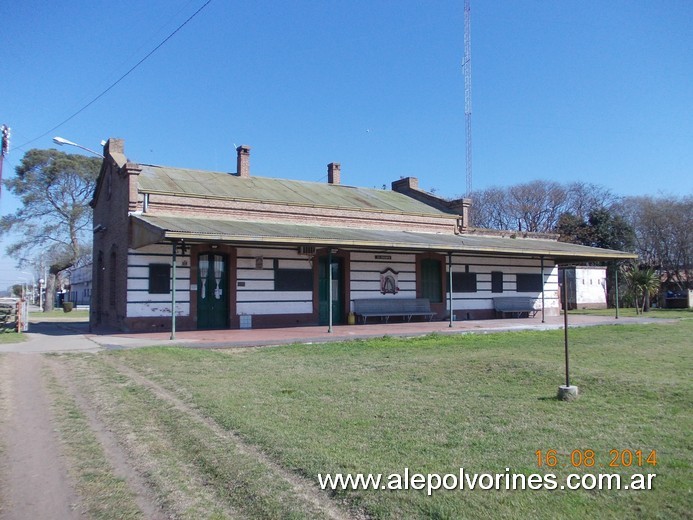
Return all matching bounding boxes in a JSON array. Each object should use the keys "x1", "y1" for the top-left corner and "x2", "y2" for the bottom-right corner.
[
  {"x1": 493, "y1": 297, "x2": 538, "y2": 318},
  {"x1": 353, "y1": 298, "x2": 436, "y2": 324}
]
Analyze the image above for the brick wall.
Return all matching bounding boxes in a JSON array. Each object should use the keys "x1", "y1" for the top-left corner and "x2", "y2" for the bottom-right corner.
[
  {"x1": 90, "y1": 139, "x2": 138, "y2": 330},
  {"x1": 143, "y1": 194, "x2": 458, "y2": 234}
]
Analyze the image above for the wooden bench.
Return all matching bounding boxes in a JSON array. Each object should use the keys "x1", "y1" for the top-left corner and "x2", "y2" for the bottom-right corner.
[
  {"x1": 493, "y1": 297, "x2": 538, "y2": 318},
  {"x1": 353, "y1": 298, "x2": 436, "y2": 324}
]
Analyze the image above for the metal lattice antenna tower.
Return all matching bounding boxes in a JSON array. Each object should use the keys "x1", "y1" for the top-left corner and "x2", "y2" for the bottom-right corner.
[{"x1": 464, "y1": 0, "x2": 472, "y2": 197}]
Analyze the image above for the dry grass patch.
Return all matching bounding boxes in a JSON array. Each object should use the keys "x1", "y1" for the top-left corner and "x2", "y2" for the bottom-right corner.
[
  {"x1": 43, "y1": 360, "x2": 144, "y2": 519},
  {"x1": 63, "y1": 354, "x2": 348, "y2": 519}
]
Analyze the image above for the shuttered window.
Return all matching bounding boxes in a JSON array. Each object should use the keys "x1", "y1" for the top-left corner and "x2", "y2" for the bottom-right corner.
[
  {"x1": 516, "y1": 273, "x2": 542, "y2": 292},
  {"x1": 275, "y1": 269, "x2": 313, "y2": 291},
  {"x1": 450, "y1": 272, "x2": 477, "y2": 293},
  {"x1": 491, "y1": 271, "x2": 503, "y2": 293},
  {"x1": 149, "y1": 264, "x2": 171, "y2": 294}
]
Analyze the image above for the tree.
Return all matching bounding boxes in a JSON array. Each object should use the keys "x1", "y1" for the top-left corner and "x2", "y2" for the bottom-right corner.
[
  {"x1": 469, "y1": 180, "x2": 616, "y2": 233},
  {"x1": 469, "y1": 186, "x2": 513, "y2": 229},
  {"x1": 556, "y1": 208, "x2": 635, "y2": 309},
  {"x1": 622, "y1": 265, "x2": 660, "y2": 314},
  {"x1": 507, "y1": 180, "x2": 568, "y2": 232},
  {"x1": 618, "y1": 196, "x2": 692, "y2": 293},
  {"x1": 0, "y1": 149, "x2": 100, "y2": 311},
  {"x1": 564, "y1": 181, "x2": 619, "y2": 221},
  {"x1": 557, "y1": 208, "x2": 635, "y2": 251}
]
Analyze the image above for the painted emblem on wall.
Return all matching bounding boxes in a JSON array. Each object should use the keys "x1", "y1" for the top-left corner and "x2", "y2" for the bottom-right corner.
[{"x1": 380, "y1": 268, "x2": 400, "y2": 295}]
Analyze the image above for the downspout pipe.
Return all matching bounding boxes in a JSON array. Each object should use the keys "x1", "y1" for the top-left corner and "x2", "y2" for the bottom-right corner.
[{"x1": 170, "y1": 241, "x2": 177, "y2": 340}]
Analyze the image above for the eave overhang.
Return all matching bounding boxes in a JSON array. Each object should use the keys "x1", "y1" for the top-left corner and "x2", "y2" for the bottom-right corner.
[{"x1": 130, "y1": 214, "x2": 637, "y2": 263}]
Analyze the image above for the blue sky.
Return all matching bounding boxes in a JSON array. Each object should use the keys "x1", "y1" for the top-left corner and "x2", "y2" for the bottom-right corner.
[{"x1": 1, "y1": 0, "x2": 691, "y2": 286}]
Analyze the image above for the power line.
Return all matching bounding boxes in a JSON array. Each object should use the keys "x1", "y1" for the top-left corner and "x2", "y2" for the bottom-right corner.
[{"x1": 15, "y1": 0, "x2": 213, "y2": 152}]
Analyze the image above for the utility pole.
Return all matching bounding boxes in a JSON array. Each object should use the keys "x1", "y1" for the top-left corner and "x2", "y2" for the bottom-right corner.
[
  {"x1": 0, "y1": 125, "x2": 10, "y2": 198},
  {"x1": 463, "y1": 0, "x2": 472, "y2": 197}
]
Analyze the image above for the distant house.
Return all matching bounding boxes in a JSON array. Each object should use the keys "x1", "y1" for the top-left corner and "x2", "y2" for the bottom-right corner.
[
  {"x1": 90, "y1": 139, "x2": 635, "y2": 331},
  {"x1": 68, "y1": 264, "x2": 92, "y2": 307}
]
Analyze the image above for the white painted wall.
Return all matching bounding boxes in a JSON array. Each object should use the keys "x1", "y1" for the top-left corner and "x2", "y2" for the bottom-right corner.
[
  {"x1": 446, "y1": 256, "x2": 559, "y2": 313},
  {"x1": 126, "y1": 244, "x2": 564, "y2": 320},
  {"x1": 574, "y1": 267, "x2": 607, "y2": 308},
  {"x1": 348, "y1": 252, "x2": 559, "y2": 314},
  {"x1": 350, "y1": 252, "x2": 417, "y2": 303},
  {"x1": 126, "y1": 244, "x2": 191, "y2": 317},
  {"x1": 236, "y1": 247, "x2": 313, "y2": 315}
]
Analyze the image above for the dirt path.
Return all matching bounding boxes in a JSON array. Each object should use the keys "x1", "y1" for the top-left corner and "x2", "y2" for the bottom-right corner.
[
  {"x1": 0, "y1": 351, "x2": 355, "y2": 520},
  {"x1": 0, "y1": 353, "x2": 82, "y2": 520},
  {"x1": 103, "y1": 357, "x2": 354, "y2": 520},
  {"x1": 45, "y1": 357, "x2": 166, "y2": 520}
]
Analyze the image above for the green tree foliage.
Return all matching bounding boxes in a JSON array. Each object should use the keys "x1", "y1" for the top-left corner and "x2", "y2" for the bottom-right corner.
[
  {"x1": 556, "y1": 208, "x2": 635, "y2": 251},
  {"x1": 556, "y1": 208, "x2": 636, "y2": 309},
  {"x1": 622, "y1": 265, "x2": 661, "y2": 314},
  {"x1": 0, "y1": 149, "x2": 100, "y2": 310}
]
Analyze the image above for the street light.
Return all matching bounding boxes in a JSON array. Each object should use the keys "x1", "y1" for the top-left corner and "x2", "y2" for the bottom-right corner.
[
  {"x1": 39, "y1": 277, "x2": 45, "y2": 311},
  {"x1": 53, "y1": 136, "x2": 103, "y2": 157},
  {"x1": 20, "y1": 271, "x2": 35, "y2": 304}
]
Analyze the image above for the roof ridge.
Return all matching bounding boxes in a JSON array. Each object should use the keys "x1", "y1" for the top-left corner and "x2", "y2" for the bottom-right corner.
[
  {"x1": 140, "y1": 163, "x2": 385, "y2": 191},
  {"x1": 137, "y1": 164, "x2": 455, "y2": 217}
]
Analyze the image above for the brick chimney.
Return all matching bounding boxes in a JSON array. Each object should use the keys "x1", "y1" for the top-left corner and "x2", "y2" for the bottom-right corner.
[
  {"x1": 327, "y1": 162, "x2": 341, "y2": 185},
  {"x1": 236, "y1": 145, "x2": 251, "y2": 178},
  {"x1": 103, "y1": 138, "x2": 125, "y2": 156},
  {"x1": 391, "y1": 176, "x2": 419, "y2": 192}
]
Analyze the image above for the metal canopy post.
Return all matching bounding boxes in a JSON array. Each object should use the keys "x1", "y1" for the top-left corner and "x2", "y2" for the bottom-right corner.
[
  {"x1": 170, "y1": 241, "x2": 177, "y2": 340},
  {"x1": 615, "y1": 265, "x2": 620, "y2": 319},
  {"x1": 556, "y1": 266, "x2": 578, "y2": 400},
  {"x1": 328, "y1": 249, "x2": 333, "y2": 333},
  {"x1": 562, "y1": 267, "x2": 570, "y2": 387},
  {"x1": 448, "y1": 252, "x2": 454, "y2": 328}
]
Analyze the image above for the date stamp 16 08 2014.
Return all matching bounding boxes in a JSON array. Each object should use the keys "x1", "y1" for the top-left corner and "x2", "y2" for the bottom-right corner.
[{"x1": 535, "y1": 449, "x2": 657, "y2": 469}]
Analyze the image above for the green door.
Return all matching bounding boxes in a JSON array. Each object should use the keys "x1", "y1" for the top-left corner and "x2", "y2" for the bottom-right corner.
[
  {"x1": 197, "y1": 253, "x2": 229, "y2": 329},
  {"x1": 420, "y1": 258, "x2": 443, "y2": 303},
  {"x1": 318, "y1": 256, "x2": 344, "y2": 325}
]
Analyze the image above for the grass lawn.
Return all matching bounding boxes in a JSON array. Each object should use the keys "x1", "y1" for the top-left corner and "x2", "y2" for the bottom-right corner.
[
  {"x1": 76, "y1": 319, "x2": 691, "y2": 519},
  {"x1": 31, "y1": 309, "x2": 89, "y2": 320},
  {"x1": 0, "y1": 333, "x2": 26, "y2": 344},
  {"x1": 571, "y1": 307, "x2": 692, "y2": 319}
]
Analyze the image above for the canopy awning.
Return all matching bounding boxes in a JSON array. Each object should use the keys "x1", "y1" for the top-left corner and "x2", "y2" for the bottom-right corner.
[{"x1": 131, "y1": 214, "x2": 637, "y2": 263}]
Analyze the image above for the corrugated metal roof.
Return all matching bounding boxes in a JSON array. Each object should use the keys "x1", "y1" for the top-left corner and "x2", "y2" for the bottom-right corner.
[
  {"x1": 131, "y1": 214, "x2": 637, "y2": 261},
  {"x1": 137, "y1": 165, "x2": 453, "y2": 216}
]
